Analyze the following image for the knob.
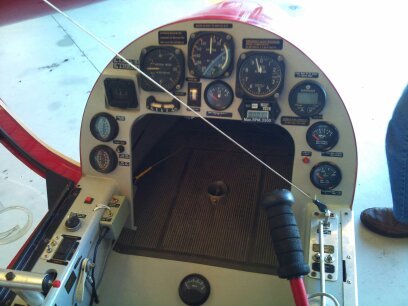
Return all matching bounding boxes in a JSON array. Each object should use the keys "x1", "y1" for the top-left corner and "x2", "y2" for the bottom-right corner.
[{"x1": 65, "y1": 212, "x2": 81, "y2": 232}]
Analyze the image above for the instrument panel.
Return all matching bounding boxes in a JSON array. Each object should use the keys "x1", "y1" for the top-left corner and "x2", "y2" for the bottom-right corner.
[{"x1": 83, "y1": 19, "x2": 357, "y2": 232}]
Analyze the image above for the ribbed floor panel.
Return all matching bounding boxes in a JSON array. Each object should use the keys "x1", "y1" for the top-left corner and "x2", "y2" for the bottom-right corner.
[{"x1": 115, "y1": 119, "x2": 294, "y2": 274}]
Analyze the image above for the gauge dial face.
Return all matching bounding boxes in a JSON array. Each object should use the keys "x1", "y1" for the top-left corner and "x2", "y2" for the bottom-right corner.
[
  {"x1": 306, "y1": 122, "x2": 339, "y2": 151},
  {"x1": 179, "y1": 274, "x2": 211, "y2": 306},
  {"x1": 310, "y1": 162, "x2": 342, "y2": 190},
  {"x1": 90, "y1": 113, "x2": 119, "y2": 142},
  {"x1": 140, "y1": 46, "x2": 184, "y2": 91},
  {"x1": 189, "y1": 32, "x2": 233, "y2": 79},
  {"x1": 289, "y1": 81, "x2": 326, "y2": 117},
  {"x1": 89, "y1": 145, "x2": 118, "y2": 173},
  {"x1": 237, "y1": 52, "x2": 284, "y2": 98},
  {"x1": 204, "y1": 80, "x2": 234, "y2": 110}
]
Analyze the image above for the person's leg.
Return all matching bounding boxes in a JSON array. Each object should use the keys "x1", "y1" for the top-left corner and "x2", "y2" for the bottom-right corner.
[
  {"x1": 386, "y1": 85, "x2": 408, "y2": 223},
  {"x1": 360, "y1": 85, "x2": 408, "y2": 237}
]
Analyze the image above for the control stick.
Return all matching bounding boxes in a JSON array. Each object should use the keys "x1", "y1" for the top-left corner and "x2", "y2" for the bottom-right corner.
[{"x1": 261, "y1": 189, "x2": 310, "y2": 306}]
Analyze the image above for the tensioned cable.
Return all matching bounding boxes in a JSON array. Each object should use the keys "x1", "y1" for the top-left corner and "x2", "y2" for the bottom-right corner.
[{"x1": 42, "y1": 0, "x2": 329, "y2": 211}]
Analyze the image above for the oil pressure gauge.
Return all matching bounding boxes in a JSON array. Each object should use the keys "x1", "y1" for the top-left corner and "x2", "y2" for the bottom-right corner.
[
  {"x1": 306, "y1": 121, "x2": 339, "y2": 151},
  {"x1": 310, "y1": 162, "x2": 342, "y2": 190},
  {"x1": 204, "y1": 80, "x2": 234, "y2": 110}
]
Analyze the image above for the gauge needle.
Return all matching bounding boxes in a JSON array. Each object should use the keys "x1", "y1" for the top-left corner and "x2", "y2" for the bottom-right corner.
[
  {"x1": 312, "y1": 134, "x2": 320, "y2": 141},
  {"x1": 210, "y1": 35, "x2": 213, "y2": 55},
  {"x1": 256, "y1": 58, "x2": 261, "y2": 73}
]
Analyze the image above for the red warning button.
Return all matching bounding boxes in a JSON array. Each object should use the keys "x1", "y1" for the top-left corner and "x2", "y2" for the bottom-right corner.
[{"x1": 84, "y1": 197, "x2": 94, "y2": 204}]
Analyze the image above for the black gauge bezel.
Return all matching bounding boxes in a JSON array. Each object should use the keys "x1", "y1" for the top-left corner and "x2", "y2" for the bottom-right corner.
[
  {"x1": 89, "y1": 145, "x2": 118, "y2": 174},
  {"x1": 310, "y1": 162, "x2": 342, "y2": 190},
  {"x1": 235, "y1": 51, "x2": 285, "y2": 99},
  {"x1": 289, "y1": 81, "x2": 326, "y2": 117},
  {"x1": 179, "y1": 274, "x2": 211, "y2": 306},
  {"x1": 90, "y1": 112, "x2": 119, "y2": 142},
  {"x1": 204, "y1": 80, "x2": 234, "y2": 111},
  {"x1": 188, "y1": 31, "x2": 234, "y2": 79},
  {"x1": 140, "y1": 46, "x2": 185, "y2": 92},
  {"x1": 306, "y1": 121, "x2": 339, "y2": 152}
]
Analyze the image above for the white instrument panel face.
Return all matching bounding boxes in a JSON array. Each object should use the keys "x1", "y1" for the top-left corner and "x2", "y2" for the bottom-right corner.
[{"x1": 82, "y1": 19, "x2": 357, "y2": 227}]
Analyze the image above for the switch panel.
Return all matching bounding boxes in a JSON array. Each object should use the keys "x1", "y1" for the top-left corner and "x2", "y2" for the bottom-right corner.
[{"x1": 308, "y1": 212, "x2": 339, "y2": 281}]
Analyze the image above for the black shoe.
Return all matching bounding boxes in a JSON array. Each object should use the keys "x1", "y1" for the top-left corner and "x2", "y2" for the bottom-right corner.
[{"x1": 360, "y1": 207, "x2": 408, "y2": 238}]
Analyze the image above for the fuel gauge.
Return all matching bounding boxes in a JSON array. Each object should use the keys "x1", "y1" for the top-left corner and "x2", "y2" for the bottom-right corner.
[{"x1": 306, "y1": 121, "x2": 339, "y2": 151}]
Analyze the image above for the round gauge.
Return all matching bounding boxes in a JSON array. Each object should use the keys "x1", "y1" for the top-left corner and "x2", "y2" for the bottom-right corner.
[
  {"x1": 89, "y1": 145, "x2": 118, "y2": 173},
  {"x1": 289, "y1": 81, "x2": 326, "y2": 117},
  {"x1": 90, "y1": 113, "x2": 119, "y2": 142},
  {"x1": 237, "y1": 52, "x2": 284, "y2": 99},
  {"x1": 188, "y1": 31, "x2": 234, "y2": 79},
  {"x1": 204, "y1": 80, "x2": 234, "y2": 110},
  {"x1": 310, "y1": 162, "x2": 342, "y2": 190},
  {"x1": 306, "y1": 121, "x2": 339, "y2": 151},
  {"x1": 140, "y1": 46, "x2": 184, "y2": 91},
  {"x1": 179, "y1": 274, "x2": 211, "y2": 306}
]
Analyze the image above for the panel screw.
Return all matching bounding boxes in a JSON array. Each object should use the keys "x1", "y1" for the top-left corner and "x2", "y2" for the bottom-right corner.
[
  {"x1": 347, "y1": 280, "x2": 352, "y2": 284},
  {"x1": 344, "y1": 212, "x2": 349, "y2": 215},
  {"x1": 311, "y1": 272, "x2": 317, "y2": 277},
  {"x1": 314, "y1": 212, "x2": 320, "y2": 216},
  {"x1": 327, "y1": 274, "x2": 333, "y2": 280}
]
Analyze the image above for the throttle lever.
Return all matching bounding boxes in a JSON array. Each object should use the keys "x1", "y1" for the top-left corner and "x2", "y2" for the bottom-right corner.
[{"x1": 260, "y1": 189, "x2": 310, "y2": 279}]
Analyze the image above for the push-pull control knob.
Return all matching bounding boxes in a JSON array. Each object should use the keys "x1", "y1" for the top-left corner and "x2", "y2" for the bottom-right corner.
[
  {"x1": 261, "y1": 189, "x2": 310, "y2": 279},
  {"x1": 65, "y1": 212, "x2": 81, "y2": 232}
]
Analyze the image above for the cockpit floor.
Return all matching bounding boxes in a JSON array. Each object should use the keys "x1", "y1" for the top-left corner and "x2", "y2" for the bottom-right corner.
[{"x1": 115, "y1": 121, "x2": 293, "y2": 274}]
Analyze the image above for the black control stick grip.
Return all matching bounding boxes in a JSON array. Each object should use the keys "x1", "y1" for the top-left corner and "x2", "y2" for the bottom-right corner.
[{"x1": 261, "y1": 189, "x2": 310, "y2": 279}]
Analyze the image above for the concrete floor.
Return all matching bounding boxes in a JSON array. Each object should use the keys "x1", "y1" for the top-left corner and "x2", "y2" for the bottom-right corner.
[{"x1": 0, "y1": 0, "x2": 408, "y2": 305}]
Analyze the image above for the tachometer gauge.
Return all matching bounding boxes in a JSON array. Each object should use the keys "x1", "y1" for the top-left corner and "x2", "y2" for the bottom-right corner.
[
  {"x1": 188, "y1": 31, "x2": 234, "y2": 79},
  {"x1": 310, "y1": 162, "x2": 342, "y2": 190},
  {"x1": 236, "y1": 52, "x2": 284, "y2": 99},
  {"x1": 140, "y1": 46, "x2": 185, "y2": 92},
  {"x1": 204, "y1": 80, "x2": 234, "y2": 110},
  {"x1": 289, "y1": 81, "x2": 326, "y2": 117},
  {"x1": 90, "y1": 113, "x2": 119, "y2": 142},
  {"x1": 306, "y1": 121, "x2": 339, "y2": 151},
  {"x1": 89, "y1": 145, "x2": 118, "y2": 173}
]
